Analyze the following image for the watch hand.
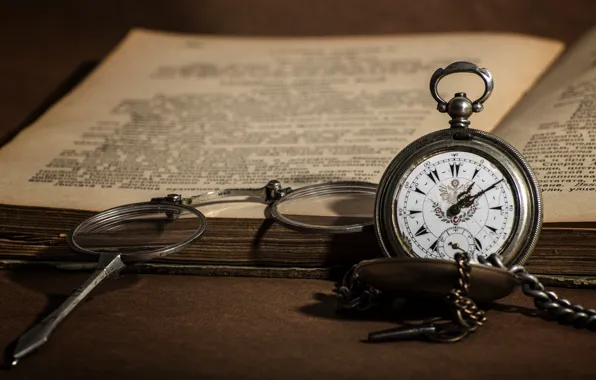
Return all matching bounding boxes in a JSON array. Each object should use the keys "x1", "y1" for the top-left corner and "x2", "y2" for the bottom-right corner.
[
  {"x1": 445, "y1": 182, "x2": 475, "y2": 217},
  {"x1": 462, "y1": 179, "x2": 503, "y2": 206},
  {"x1": 448, "y1": 179, "x2": 504, "y2": 216},
  {"x1": 457, "y1": 182, "x2": 475, "y2": 201}
]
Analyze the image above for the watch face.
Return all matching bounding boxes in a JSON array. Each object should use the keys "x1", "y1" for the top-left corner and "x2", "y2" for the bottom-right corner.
[{"x1": 394, "y1": 151, "x2": 516, "y2": 262}]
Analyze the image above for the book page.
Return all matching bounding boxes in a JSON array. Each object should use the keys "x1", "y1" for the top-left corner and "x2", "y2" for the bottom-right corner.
[
  {"x1": 494, "y1": 28, "x2": 596, "y2": 223},
  {"x1": 0, "y1": 28, "x2": 562, "y2": 217}
]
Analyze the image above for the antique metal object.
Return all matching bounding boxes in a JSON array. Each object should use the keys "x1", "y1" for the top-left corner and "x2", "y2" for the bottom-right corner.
[
  {"x1": 354, "y1": 255, "x2": 517, "y2": 303},
  {"x1": 338, "y1": 62, "x2": 593, "y2": 343},
  {"x1": 374, "y1": 61, "x2": 543, "y2": 267},
  {"x1": 337, "y1": 250, "x2": 596, "y2": 343},
  {"x1": 337, "y1": 247, "x2": 489, "y2": 343},
  {"x1": 11, "y1": 201, "x2": 207, "y2": 366},
  {"x1": 155, "y1": 180, "x2": 377, "y2": 233},
  {"x1": 11, "y1": 179, "x2": 378, "y2": 366}
]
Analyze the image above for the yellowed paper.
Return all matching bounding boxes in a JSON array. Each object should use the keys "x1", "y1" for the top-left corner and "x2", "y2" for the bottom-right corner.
[
  {"x1": 0, "y1": 28, "x2": 562, "y2": 217},
  {"x1": 495, "y1": 28, "x2": 596, "y2": 223}
]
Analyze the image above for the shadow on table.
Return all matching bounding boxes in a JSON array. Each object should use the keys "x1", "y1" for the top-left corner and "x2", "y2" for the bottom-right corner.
[
  {"x1": 296, "y1": 290, "x2": 542, "y2": 324},
  {"x1": 297, "y1": 291, "x2": 456, "y2": 323}
]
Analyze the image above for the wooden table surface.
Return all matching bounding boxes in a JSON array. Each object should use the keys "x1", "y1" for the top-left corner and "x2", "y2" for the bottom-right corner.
[{"x1": 1, "y1": 270, "x2": 596, "y2": 379}]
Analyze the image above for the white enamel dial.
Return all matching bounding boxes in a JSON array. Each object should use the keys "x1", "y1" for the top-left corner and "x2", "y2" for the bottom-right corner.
[{"x1": 394, "y1": 151, "x2": 516, "y2": 262}]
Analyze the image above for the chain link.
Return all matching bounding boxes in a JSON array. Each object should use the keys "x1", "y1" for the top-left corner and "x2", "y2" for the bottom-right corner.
[
  {"x1": 336, "y1": 252, "x2": 596, "y2": 343},
  {"x1": 446, "y1": 250, "x2": 487, "y2": 332},
  {"x1": 481, "y1": 254, "x2": 596, "y2": 331},
  {"x1": 335, "y1": 250, "x2": 487, "y2": 343},
  {"x1": 335, "y1": 265, "x2": 382, "y2": 311}
]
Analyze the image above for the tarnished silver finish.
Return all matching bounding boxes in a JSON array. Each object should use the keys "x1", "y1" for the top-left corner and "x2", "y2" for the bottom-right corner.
[
  {"x1": 443, "y1": 92, "x2": 474, "y2": 128},
  {"x1": 336, "y1": 264, "x2": 382, "y2": 312},
  {"x1": 339, "y1": 250, "x2": 596, "y2": 344},
  {"x1": 13, "y1": 179, "x2": 378, "y2": 365},
  {"x1": 374, "y1": 127, "x2": 543, "y2": 267},
  {"x1": 270, "y1": 181, "x2": 377, "y2": 234},
  {"x1": 429, "y1": 61, "x2": 494, "y2": 117},
  {"x1": 374, "y1": 61, "x2": 542, "y2": 268},
  {"x1": 182, "y1": 180, "x2": 292, "y2": 207},
  {"x1": 67, "y1": 201, "x2": 207, "y2": 261},
  {"x1": 179, "y1": 180, "x2": 376, "y2": 234},
  {"x1": 11, "y1": 201, "x2": 207, "y2": 366},
  {"x1": 367, "y1": 324, "x2": 439, "y2": 343},
  {"x1": 337, "y1": 247, "x2": 485, "y2": 343},
  {"x1": 444, "y1": 245, "x2": 486, "y2": 329},
  {"x1": 152, "y1": 180, "x2": 378, "y2": 233},
  {"x1": 481, "y1": 254, "x2": 596, "y2": 330},
  {"x1": 166, "y1": 193, "x2": 183, "y2": 203},
  {"x1": 11, "y1": 253, "x2": 126, "y2": 366}
]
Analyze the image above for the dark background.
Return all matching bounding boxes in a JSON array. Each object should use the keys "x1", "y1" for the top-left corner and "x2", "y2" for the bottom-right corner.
[
  {"x1": 1, "y1": 0, "x2": 596, "y2": 142},
  {"x1": 1, "y1": 2, "x2": 596, "y2": 379}
]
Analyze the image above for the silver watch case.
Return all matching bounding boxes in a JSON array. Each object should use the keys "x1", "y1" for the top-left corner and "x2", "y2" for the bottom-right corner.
[{"x1": 374, "y1": 127, "x2": 543, "y2": 267}]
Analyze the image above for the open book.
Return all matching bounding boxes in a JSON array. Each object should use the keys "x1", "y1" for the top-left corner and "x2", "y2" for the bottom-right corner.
[{"x1": 1, "y1": 28, "x2": 595, "y2": 285}]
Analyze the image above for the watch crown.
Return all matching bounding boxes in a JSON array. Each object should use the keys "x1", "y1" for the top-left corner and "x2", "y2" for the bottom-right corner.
[{"x1": 447, "y1": 92, "x2": 473, "y2": 128}]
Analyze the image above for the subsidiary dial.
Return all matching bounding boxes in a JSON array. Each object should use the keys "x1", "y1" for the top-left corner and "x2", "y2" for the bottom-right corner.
[{"x1": 437, "y1": 227, "x2": 476, "y2": 260}]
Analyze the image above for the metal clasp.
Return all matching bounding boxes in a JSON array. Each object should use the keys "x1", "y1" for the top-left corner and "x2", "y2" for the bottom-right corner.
[
  {"x1": 150, "y1": 193, "x2": 183, "y2": 204},
  {"x1": 262, "y1": 180, "x2": 291, "y2": 202}
]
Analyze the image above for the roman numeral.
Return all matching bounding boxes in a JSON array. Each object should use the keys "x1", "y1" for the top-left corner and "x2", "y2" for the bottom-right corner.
[
  {"x1": 427, "y1": 169, "x2": 440, "y2": 184},
  {"x1": 429, "y1": 240, "x2": 438, "y2": 252},
  {"x1": 414, "y1": 225, "x2": 429, "y2": 237},
  {"x1": 414, "y1": 187, "x2": 426, "y2": 195},
  {"x1": 474, "y1": 237, "x2": 483, "y2": 250},
  {"x1": 450, "y1": 163, "x2": 461, "y2": 177},
  {"x1": 472, "y1": 167, "x2": 480, "y2": 180},
  {"x1": 485, "y1": 225, "x2": 498, "y2": 233},
  {"x1": 490, "y1": 205, "x2": 502, "y2": 210}
]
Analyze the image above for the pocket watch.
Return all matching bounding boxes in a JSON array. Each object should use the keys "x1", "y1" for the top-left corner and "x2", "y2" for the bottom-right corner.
[{"x1": 374, "y1": 62, "x2": 543, "y2": 267}]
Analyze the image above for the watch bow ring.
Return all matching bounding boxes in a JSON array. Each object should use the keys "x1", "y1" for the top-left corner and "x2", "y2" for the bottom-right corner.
[{"x1": 429, "y1": 61, "x2": 494, "y2": 116}]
